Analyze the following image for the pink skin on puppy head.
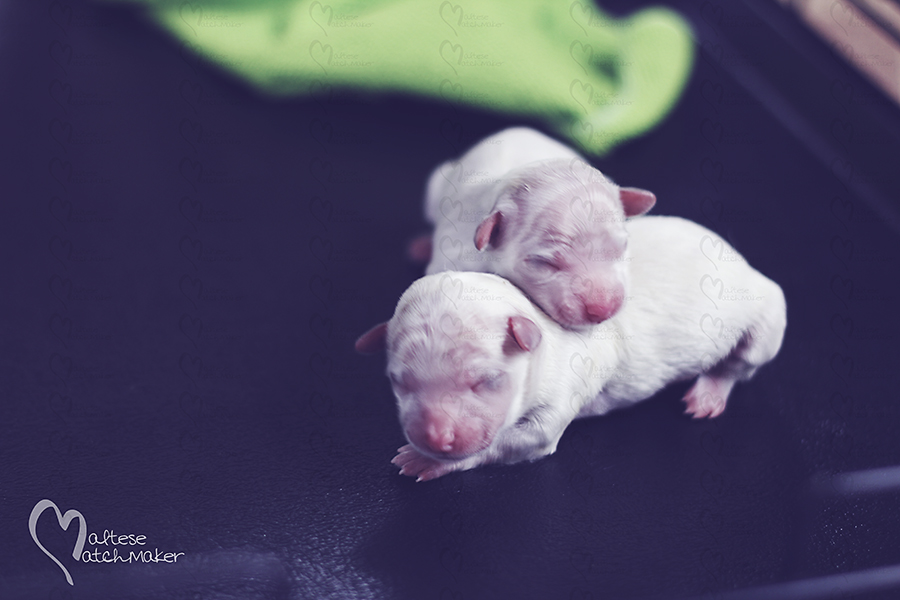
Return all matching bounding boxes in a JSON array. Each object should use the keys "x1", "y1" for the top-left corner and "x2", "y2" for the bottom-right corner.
[
  {"x1": 580, "y1": 282, "x2": 625, "y2": 324},
  {"x1": 403, "y1": 405, "x2": 493, "y2": 460},
  {"x1": 473, "y1": 179, "x2": 653, "y2": 329},
  {"x1": 388, "y1": 316, "x2": 541, "y2": 481}
]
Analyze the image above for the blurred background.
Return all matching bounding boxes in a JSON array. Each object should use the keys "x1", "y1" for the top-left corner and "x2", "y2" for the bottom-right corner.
[{"x1": 2, "y1": 0, "x2": 900, "y2": 598}]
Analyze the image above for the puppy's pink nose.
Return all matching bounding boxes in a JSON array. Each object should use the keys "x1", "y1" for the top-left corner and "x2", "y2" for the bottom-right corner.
[
  {"x1": 425, "y1": 423, "x2": 456, "y2": 454},
  {"x1": 585, "y1": 304, "x2": 612, "y2": 323},
  {"x1": 583, "y1": 293, "x2": 623, "y2": 323}
]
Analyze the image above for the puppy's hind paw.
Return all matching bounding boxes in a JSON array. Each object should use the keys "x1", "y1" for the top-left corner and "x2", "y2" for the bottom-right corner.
[{"x1": 683, "y1": 375, "x2": 735, "y2": 419}]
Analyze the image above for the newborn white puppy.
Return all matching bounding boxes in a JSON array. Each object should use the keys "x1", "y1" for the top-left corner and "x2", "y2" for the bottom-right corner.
[
  {"x1": 422, "y1": 127, "x2": 656, "y2": 330},
  {"x1": 358, "y1": 217, "x2": 786, "y2": 481}
]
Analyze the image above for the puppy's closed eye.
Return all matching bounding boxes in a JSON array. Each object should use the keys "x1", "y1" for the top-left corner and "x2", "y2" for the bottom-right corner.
[
  {"x1": 472, "y1": 372, "x2": 507, "y2": 394},
  {"x1": 526, "y1": 256, "x2": 561, "y2": 272}
]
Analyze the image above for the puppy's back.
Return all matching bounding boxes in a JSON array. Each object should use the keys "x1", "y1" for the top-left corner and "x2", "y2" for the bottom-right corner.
[
  {"x1": 425, "y1": 128, "x2": 579, "y2": 223},
  {"x1": 601, "y1": 216, "x2": 785, "y2": 398}
]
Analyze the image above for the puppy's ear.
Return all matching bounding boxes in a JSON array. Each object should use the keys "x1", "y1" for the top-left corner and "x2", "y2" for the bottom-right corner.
[
  {"x1": 620, "y1": 187, "x2": 656, "y2": 217},
  {"x1": 474, "y1": 211, "x2": 502, "y2": 251},
  {"x1": 355, "y1": 322, "x2": 388, "y2": 354},
  {"x1": 508, "y1": 316, "x2": 542, "y2": 352}
]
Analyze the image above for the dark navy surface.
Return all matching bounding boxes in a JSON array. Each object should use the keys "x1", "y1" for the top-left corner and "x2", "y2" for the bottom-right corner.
[{"x1": 2, "y1": 0, "x2": 899, "y2": 598}]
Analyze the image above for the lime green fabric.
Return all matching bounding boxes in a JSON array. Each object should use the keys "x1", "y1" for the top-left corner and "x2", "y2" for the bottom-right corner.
[{"x1": 103, "y1": 0, "x2": 694, "y2": 155}]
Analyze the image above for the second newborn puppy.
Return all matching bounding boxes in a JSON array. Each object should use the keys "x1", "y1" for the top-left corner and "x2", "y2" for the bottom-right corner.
[
  {"x1": 359, "y1": 217, "x2": 787, "y2": 481},
  {"x1": 424, "y1": 127, "x2": 656, "y2": 330}
]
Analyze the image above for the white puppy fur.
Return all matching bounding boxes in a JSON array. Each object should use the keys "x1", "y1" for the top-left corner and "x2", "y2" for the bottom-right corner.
[
  {"x1": 358, "y1": 217, "x2": 786, "y2": 481},
  {"x1": 423, "y1": 127, "x2": 656, "y2": 330}
]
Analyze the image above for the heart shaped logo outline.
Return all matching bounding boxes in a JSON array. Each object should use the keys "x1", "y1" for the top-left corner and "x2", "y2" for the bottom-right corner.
[
  {"x1": 700, "y1": 157, "x2": 724, "y2": 189},
  {"x1": 700, "y1": 41, "x2": 723, "y2": 75},
  {"x1": 699, "y1": 235, "x2": 724, "y2": 270},
  {"x1": 439, "y1": 196, "x2": 462, "y2": 230},
  {"x1": 309, "y1": 79, "x2": 334, "y2": 112},
  {"x1": 568, "y1": 195, "x2": 594, "y2": 226},
  {"x1": 568, "y1": 390, "x2": 589, "y2": 413},
  {"x1": 569, "y1": 79, "x2": 594, "y2": 114},
  {"x1": 700, "y1": 118, "x2": 723, "y2": 149},
  {"x1": 570, "y1": 120, "x2": 594, "y2": 149},
  {"x1": 439, "y1": 1, "x2": 463, "y2": 35},
  {"x1": 439, "y1": 40, "x2": 463, "y2": 75},
  {"x1": 50, "y1": 79, "x2": 73, "y2": 114},
  {"x1": 178, "y1": 157, "x2": 203, "y2": 192},
  {"x1": 438, "y1": 160, "x2": 463, "y2": 193},
  {"x1": 700, "y1": 80, "x2": 723, "y2": 111},
  {"x1": 49, "y1": 118, "x2": 73, "y2": 153},
  {"x1": 569, "y1": 41, "x2": 593, "y2": 75},
  {"x1": 179, "y1": 79, "x2": 203, "y2": 114},
  {"x1": 178, "y1": 2, "x2": 203, "y2": 35},
  {"x1": 569, "y1": 1, "x2": 592, "y2": 35},
  {"x1": 309, "y1": 1, "x2": 333, "y2": 35},
  {"x1": 439, "y1": 79, "x2": 463, "y2": 106},
  {"x1": 48, "y1": 196, "x2": 72, "y2": 231},
  {"x1": 438, "y1": 313, "x2": 463, "y2": 342},
  {"x1": 439, "y1": 273, "x2": 464, "y2": 309},
  {"x1": 179, "y1": 274, "x2": 203, "y2": 309},
  {"x1": 829, "y1": 195, "x2": 853, "y2": 228},
  {"x1": 699, "y1": 274, "x2": 724, "y2": 309},
  {"x1": 829, "y1": 1, "x2": 852, "y2": 36},
  {"x1": 699, "y1": 313, "x2": 724, "y2": 347},
  {"x1": 700, "y1": 196, "x2": 724, "y2": 223},
  {"x1": 178, "y1": 118, "x2": 202, "y2": 155},
  {"x1": 49, "y1": 274, "x2": 73, "y2": 307},
  {"x1": 569, "y1": 352, "x2": 595, "y2": 387},
  {"x1": 439, "y1": 391, "x2": 464, "y2": 421},
  {"x1": 310, "y1": 118, "x2": 333, "y2": 150},
  {"x1": 29, "y1": 499, "x2": 86, "y2": 586},
  {"x1": 309, "y1": 41, "x2": 334, "y2": 74},
  {"x1": 438, "y1": 236, "x2": 463, "y2": 271},
  {"x1": 178, "y1": 196, "x2": 203, "y2": 230}
]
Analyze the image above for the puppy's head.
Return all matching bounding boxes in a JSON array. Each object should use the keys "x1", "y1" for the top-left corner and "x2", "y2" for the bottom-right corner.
[
  {"x1": 355, "y1": 273, "x2": 543, "y2": 461},
  {"x1": 473, "y1": 158, "x2": 655, "y2": 330}
]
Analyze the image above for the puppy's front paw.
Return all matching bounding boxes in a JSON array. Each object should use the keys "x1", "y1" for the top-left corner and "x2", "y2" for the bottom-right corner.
[
  {"x1": 682, "y1": 375, "x2": 735, "y2": 419},
  {"x1": 391, "y1": 444, "x2": 458, "y2": 481}
]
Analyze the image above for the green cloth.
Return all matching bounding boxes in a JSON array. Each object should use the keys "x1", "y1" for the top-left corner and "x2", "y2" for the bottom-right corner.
[{"x1": 103, "y1": 0, "x2": 694, "y2": 155}]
